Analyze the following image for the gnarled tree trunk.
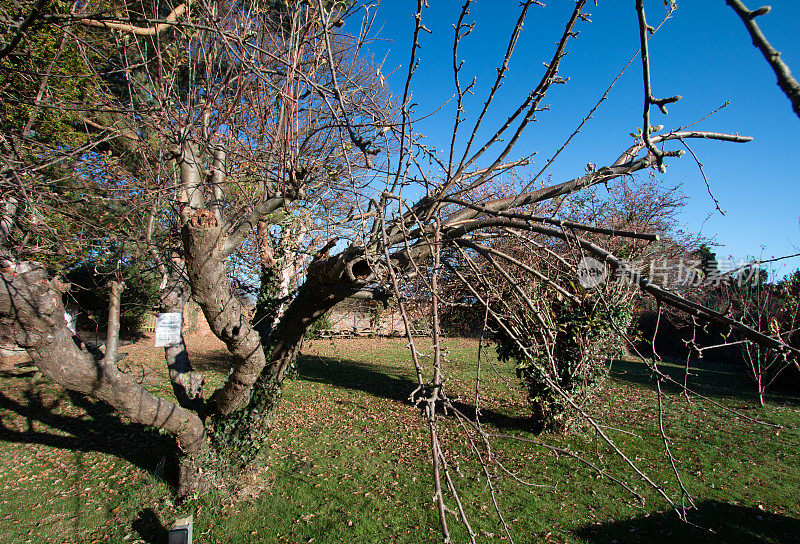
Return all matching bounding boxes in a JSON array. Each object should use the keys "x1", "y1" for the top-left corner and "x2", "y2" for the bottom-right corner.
[
  {"x1": 0, "y1": 260, "x2": 208, "y2": 495},
  {"x1": 183, "y1": 209, "x2": 269, "y2": 416}
]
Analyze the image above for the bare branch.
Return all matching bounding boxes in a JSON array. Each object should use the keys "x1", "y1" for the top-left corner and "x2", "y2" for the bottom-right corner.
[
  {"x1": 726, "y1": 0, "x2": 800, "y2": 118},
  {"x1": 222, "y1": 196, "x2": 288, "y2": 257},
  {"x1": 79, "y1": 3, "x2": 188, "y2": 36},
  {"x1": 103, "y1": 280, "x2": 125, "y2": 365}
]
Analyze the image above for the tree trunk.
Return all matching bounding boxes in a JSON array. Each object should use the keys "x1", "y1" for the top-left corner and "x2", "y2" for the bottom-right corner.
[
  {"x1": 253, "y1": 217, "x2": 309, "y2": 340},
  {"x1": 263, "y1": 275, "x2": 344, "y2": 383},
  {"x1": 205, "y1": 272, "x2": 345, "y2": 467},
  {"x1": 0, "y1": 260, "x2": 207, "y2": 461},
  {"x1": 160, "y1": 260, "x2": 204, "y2": 413},
  {"x1": 104, "y1": 280, "x2": 124, "y2": 364},
  {"x1": 181, "y1": 207, "x2": 370, "y2": 471},
  {"x1": 183, "y1": 209, "x2": 268, "y2": 415},
  {"x1": 203, "y1": 243, "x2": 367, "y2": 463}
]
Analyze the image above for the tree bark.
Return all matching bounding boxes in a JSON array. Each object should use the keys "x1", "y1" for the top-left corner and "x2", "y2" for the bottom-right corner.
[
  {"x1": 160, "y1": 260, "x2": 205, "y2": 413},
  {"x1": 262, "y1": 272, "x2": 344, "y2": 383},
  {"x1": 259, "y1": 249, "x2": 371, "y2": 384},
  {"x1": 0, "y1": 261, "x2": 206, "y2": 456},
  {"x1": 103, "y1": 280, "x2": 124, "y2": 364},
  {"x1": 202, "y1": 256, "x2": 348, "y2": 468},
  {"x1": 183, "y1": 209, "x2": 268, "y2": 415}
]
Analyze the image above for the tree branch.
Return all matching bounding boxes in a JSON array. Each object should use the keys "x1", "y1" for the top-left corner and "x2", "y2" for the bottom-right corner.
[
  {"x1": 726, "y1": 0, "x2": 800, "y2": 118},
  {"x1": 0, "y1": 262, "x2": 205, "y2": 453},
  {"x1": 450, "y1": 219, "x2": 798, "y2": 355},
  {"x1": 103, "y1": 280, "x2": 124, "y2": 365},
  {"x1": 79, "y1": 3, "x2": 187, "y2": 36},
  {"x1": 222, "y1": 196, "x2": 287, "y2": 257}
]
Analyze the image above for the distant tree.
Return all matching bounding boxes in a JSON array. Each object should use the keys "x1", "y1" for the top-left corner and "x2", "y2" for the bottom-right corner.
[
  {"x1": 725, "y1": 268, "x2": 800, "y2": 404},
  {"x1": 459, "y1": 175, "x2": 703, "y2": 430}
]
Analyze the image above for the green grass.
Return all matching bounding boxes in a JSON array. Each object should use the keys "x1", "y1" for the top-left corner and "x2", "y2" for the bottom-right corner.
[{"x1": 1, "y1": 337, "x2": 799, "y2": 543}]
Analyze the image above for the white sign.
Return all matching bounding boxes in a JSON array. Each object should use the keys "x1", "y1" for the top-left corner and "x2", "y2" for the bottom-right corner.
[
  {"x1": 154, "y1": 312, "x2": 182, "y2": 347},
  {"x1": 64, "y1": 311, "x2": 77, "y2": 333}
]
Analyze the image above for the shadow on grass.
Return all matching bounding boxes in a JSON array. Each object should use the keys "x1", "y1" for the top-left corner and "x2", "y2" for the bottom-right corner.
[
  {"x1": 575, "y1": 499, "x2": 800, "y2": 543},
  {"x1": 190, "y1": 348, "x2": 235, "y2": 375},
  {"x1": 0, "y1": 383, "x2": 178, "y2": 486},
  {"x1": 132, "y1": 508, "x2": 169, "y2": 544},
  {"x1": 297, "y1": 354, "x2": 535, "y2": 432},
  {"x1": 609, "y1": 357, "x2": 800, "y2": 406}
]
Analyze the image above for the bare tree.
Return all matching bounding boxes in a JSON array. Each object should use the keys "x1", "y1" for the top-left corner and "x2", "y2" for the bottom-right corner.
[
  {"x1": 706, "y1": 267, "x2": 800, "y2": 405},
  {"x1": 0, "y1": 2, "x2": 798, "y2": 538},
  {"x1": 1, "y1": 0, "x2": 393, "y2": 493}
]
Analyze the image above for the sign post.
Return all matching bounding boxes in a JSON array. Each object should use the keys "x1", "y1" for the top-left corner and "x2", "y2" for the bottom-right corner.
[{"x1": 168, "y1": 514, "x2": 193, "y2": 544}]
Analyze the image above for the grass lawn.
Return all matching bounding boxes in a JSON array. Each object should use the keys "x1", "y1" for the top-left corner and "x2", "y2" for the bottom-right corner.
[{"x1": 0, "y1": 335, "x2": 798, "y2": 543}]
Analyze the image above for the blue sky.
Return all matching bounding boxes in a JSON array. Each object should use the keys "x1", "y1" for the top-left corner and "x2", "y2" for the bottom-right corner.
[{"x1": 361, "y1": 1, "x2": 800, "y2": 275}]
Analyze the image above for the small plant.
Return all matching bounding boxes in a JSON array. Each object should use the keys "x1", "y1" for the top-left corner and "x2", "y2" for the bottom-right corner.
[{"x1": 496, "y1": 298, "x2": 633, "y2": 432}]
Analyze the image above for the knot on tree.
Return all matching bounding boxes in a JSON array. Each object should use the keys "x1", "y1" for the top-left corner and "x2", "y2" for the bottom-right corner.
[
  {"x1": 347, "y1": 257, "x2": 371, "y2": 282},
  {"x1": 50, "y1": 277, "x2": 71, "y2": 294},
  {"x1": 0, "y1": 261, "x2": 61, "y2": 347},
  {"x1": 188, "y1": 208, "x2": 219, "y2": 230},
  {"x1": 346, "y1": 256, "x2": 386, "y2": 286}
]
